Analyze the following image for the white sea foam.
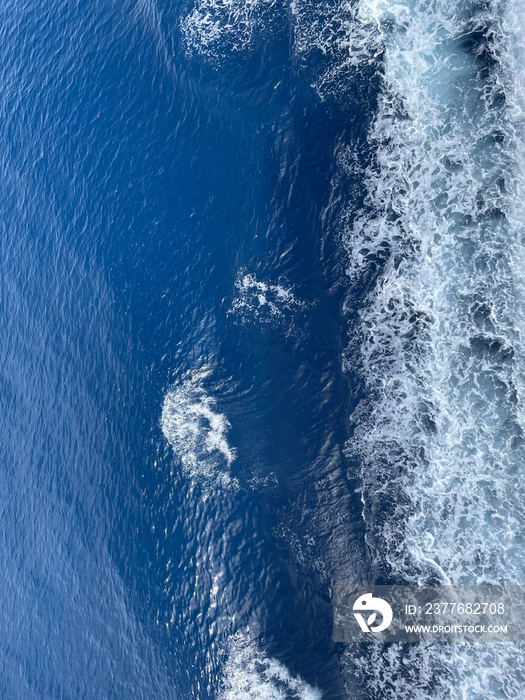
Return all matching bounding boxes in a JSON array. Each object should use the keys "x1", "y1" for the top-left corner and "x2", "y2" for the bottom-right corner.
[
  {"x1": 218, "y1": 633, "x2": 322, "y2": 700},
  {"x1": 161, "y1": 368, "x2": 237, "y2": 488},
  {"x1": 290, "y1": 0, "x2": 381, "y2": 100},
  {"x1": 180, "y1": 0, "x2": 278, "y2": 59},
  {"x1": 343, "y1": 0, "x2": 525, "y2": 589},
  {"x1": 230, "y1": 272, "x2": 305, "y2": 325},
  {"x1": 335, "y1": 0, "x2": 525, "y2": 696}
]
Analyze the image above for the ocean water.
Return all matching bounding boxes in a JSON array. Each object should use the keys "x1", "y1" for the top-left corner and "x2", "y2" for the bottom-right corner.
[{"x1": 2, "y1": 0, "x2": 524, "y2": 698}]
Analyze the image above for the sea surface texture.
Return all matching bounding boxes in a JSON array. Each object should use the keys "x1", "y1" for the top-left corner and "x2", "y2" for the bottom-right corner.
[{"x1": 2, "y1": 0, "x2": 524, "y2": 697}]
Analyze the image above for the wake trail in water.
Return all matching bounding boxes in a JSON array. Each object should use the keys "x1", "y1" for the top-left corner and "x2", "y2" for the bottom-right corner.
[
  {"x1": 338, "y1": 0, "x2": 525, "y2": 697},
  {"x1": 176, "y1": 0, "x2": 525, "y2": 695}
]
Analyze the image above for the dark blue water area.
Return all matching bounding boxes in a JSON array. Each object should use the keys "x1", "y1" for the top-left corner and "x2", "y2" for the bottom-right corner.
[{"x1": 0, "y1": 0, "x2": 379, "y2": 698}]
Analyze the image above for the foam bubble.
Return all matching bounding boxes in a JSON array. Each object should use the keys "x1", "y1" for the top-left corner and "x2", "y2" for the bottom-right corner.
[
  {"x1": 218, "y1": 633, "x2": 322, "y2": 700},
  {"x1": 230, "y1": 273, "x2": 305, "y2": 326},
  {"x1": 180, "y1": 0, "x2": 278, "y2": 60},
  {"x1": 161, "y1": 368, "x2": 237, "y2": 489},
  {"x1": 291, "y1": 0, "x2": 381, "y2": 99}
]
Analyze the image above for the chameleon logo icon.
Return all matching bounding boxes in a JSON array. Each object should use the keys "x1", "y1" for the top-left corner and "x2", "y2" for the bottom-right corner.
[{"x1": 353, "y1": 593, "x2": 393, "y2": 633}]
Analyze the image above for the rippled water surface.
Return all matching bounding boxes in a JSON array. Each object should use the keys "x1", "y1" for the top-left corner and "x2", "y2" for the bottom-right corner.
[{"x1": 2, "y1": 0, "x2": 525, "y2": 697}]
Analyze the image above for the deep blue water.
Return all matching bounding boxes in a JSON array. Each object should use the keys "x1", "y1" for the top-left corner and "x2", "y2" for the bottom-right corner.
[
  {"x1": 0, "y1": 0, "x2": 370, "y2": 697},
  {"x1": 3, "y1": 0, "x2": 525, "y2": 698}
]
